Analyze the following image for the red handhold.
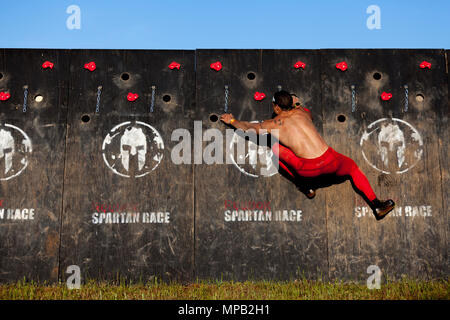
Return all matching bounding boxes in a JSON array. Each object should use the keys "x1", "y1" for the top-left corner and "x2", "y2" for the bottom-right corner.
[
  {"x1": 169, "y1": 61, "x2": 181, "y2": 70},
  {"x1": 294, "y1": 61, "x2": 306, "y2": 69},
  {"x1": 381, "y1": 92, "x2": 392, "y2": 101},
  {"x1": 0, "y1": 92, "x2": 10, "y2": 101},
  {"x1": 84, "y1": 61, "x2": 96, "y2": 71},
  {"x1": 419, "y1": 61, "x2": 431, "y2": 69},
  {"x1": 253, "y1": 92, "x2": 266, "y2": 101},
  {"x1": 210, "y1": 61, "x2": 222, "y2": 71},
  {"x1": 127, "y1": 92, "x2": 139, "y2": 101},
  {"x1": 42, "y1": 61, "x2": 54, "y2": 69},
  {"x1": 336, "y1": 61, "x2": 348, "y2": 71}
]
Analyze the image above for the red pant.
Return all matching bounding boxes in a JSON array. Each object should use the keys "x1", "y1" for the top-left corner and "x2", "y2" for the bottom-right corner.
[{"x1": 272, "y1": 142, "x2": 377, "y2": 201}]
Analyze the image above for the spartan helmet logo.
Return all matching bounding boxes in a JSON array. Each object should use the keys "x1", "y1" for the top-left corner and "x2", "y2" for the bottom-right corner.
[
  {"x1": 120, "y1": 126, "x2": 147, "y2": 172},
  {"x1": 360, "y1": 118, "x2": 423, "y2": 174},
  {"x1": 102, "y1": 121, "x2": 164, "y2": 178},
  {"x1": 378, "y1": 123, "x2": 406, "y2": 168},
  {"x1": 0, "y1": 124, "x2": 32, "y2": 181},
  {"x1": 0, "y1": 129, "x2": 15, "y2": 175}
]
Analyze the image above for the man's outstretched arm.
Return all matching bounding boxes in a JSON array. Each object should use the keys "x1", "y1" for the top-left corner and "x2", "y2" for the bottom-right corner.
[{"x1": 220, "y1": 113, "x2": 279, "y2": 135}]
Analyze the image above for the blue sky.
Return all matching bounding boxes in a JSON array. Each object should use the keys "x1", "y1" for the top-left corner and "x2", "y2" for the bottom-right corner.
[{"x1": 1, "y1": 0, "x2": 449, "y2": 49}]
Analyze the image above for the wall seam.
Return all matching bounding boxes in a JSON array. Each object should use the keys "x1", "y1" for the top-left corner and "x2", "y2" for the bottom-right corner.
[
  {"x1": 319, "y1": 49, "x2": 331, "y2": 281},
  {"x1": 56, "y1": 49, "x2": 72, "y2": 283},
  {"x1": 444, "y1": 50, "x2": 448, "y2": 74},
  {"x1": 439, "y1": 49, "x2": 449, "y2": 275},
  {"x1": 192, "y1": 49, "x2": 197, "y2": 281}
]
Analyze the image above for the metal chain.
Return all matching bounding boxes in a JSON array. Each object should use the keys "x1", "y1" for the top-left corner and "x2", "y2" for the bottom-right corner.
[
  {"x1": 22, "y1": 86, "x2": 28, "y2": 113},
  {"x1": 404, "y1": 84, "x2": 409, "y2": 112},
  {"x1": 351, "y1": 85, "x2": 356, "y2": 112},
  {"x1": 95, "y1": 86, "x2": 102, "y2": 113},
  {"x1": 150, "y1": 86, "x2": 156, "y2": 113},
  {"x1": 224, "y1": 85, "x2": 229, "y2": 113}
]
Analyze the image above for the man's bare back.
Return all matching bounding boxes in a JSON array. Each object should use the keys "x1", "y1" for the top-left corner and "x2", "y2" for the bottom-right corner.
[
  {"x1": 268, "y1": 108, "x2": 329, "y2": 159},
  {"x1": 220, "y1": 107, "x2": 329, "y2": 159}
]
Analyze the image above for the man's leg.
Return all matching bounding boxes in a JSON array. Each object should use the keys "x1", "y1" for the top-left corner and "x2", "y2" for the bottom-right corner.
[
  {"x1": 335, "y1": 157, "x2": 377, "y2": 201},
  {"x1": 273, "y1": 143, "x2": 316, "y2": 198},
  {"x1": 278, "y1": 159, "x2": 296, "y2": 178},
  {"x1": 277, "y1": 161, "x2": 316, "y2": 199},
  {"x1": 334, "y1": 152, "x2": 395, "y2": 220},
  {"x1": 273, "y1": 142, "x2": 394, "y2": 219}
]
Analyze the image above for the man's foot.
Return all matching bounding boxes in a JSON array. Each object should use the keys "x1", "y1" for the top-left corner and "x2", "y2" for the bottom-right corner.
[
  {"x1": 305, "y1": 188, "x2": 316, "y2": 199},
  {"x1": 371, "y1": 199, "x2": 395, "y2": 221},
  {"x1": 296, "y1": 186, "x2": 316, "y2": 199}
]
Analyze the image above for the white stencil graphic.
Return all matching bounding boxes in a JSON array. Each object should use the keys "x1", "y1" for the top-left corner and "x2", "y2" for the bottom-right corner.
[
  {"x1": 102, "y1": 121, "x2": 164, "y2": 178},
  {"x1": 0, "y1": 124, "x2": 32, "y2": 181},
  {"x1": 360, "y1": 118, "x2": 423, "y2": 174},
  {"x1": 228, "y1": 122, "x2": 278, "y2": 178}
]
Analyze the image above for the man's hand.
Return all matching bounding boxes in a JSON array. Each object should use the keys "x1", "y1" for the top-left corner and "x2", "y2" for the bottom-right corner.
[{"x1": 220, "y1": 113, "x2": 235, "y2": 124}]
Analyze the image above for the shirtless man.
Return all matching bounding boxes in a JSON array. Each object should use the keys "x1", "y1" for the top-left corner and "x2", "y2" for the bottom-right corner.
[{"x1": 220, "y1": 90, "x2": 395, "y2": 220}]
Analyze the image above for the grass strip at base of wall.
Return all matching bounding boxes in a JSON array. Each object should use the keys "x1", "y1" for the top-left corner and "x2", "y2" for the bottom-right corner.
[{"x1": 0, "y1": 278, "x2": 448, "y2": 300}]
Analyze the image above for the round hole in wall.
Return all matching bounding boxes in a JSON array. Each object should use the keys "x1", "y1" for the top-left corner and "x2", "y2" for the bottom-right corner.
[
  {"x1": 121, "y1": 72, "x2": 130, "y2": 81},
  {"x1": 373, "y1": 72, "x2": 382, "y2": 80},
  {"x1": 337, "y1": 114, "x2": 346, "y2": 122},
  {"x1": 163, "y1": 94, "x2": 171, "y2": 103},
  {"x1": 34, "y1": 94, "x2": 43, "y2": 103},
  {"x1": 416, "y1": 94, "x2": 424, "y2": 102},
  {"x1": 209, "y1": 114, "x2": 219, "y2": 122},
  {"x1": 81, "y1": 114, "x2": 91, "y2": 123},
  {"x1": 247, "y1": 72, "x2": 256, "y2": 80}
]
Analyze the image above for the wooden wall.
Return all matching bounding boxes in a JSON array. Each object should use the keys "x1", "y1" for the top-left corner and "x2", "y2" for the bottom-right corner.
[{"x1": 0, "y1": 49, "x2": 447, "y2": 282}]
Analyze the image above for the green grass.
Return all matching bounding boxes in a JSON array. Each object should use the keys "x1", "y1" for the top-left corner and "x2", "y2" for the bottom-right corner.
[{"x1": 1, "y1": 278, "x2": 448, "y2": 300}]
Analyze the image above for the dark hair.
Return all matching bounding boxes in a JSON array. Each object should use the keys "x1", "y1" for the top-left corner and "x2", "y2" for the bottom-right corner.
[{"x1": 273, "y1": 90, "x2": 293, "y2": 110}]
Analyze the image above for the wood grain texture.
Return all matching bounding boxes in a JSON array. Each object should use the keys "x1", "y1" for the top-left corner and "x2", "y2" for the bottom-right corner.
[
  {"x1": 194, "y1": 50, "x2": 328, "y2": 281},
  {"x1": 59, "y1": 50, "x2": 195, "y2": 282},
  {"x1": 321, "y1": 49, "x2": 447, "y2": 280},
  {"x1": 0, "y1": 49, "x2": 69, "y2": 282},
  {"x1": 0, "y1": 49, "x2": 447, "y2": 283}
]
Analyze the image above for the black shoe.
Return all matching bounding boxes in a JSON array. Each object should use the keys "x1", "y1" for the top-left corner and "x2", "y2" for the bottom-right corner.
[
  {"x1": 296, "y1": 186, "x2": 316, "y2": 199},
  {"x1": 305, "y1": 189, "x2": 316, "y2": 199},
  {"x1": 371, "y1": 199, "x2": 395, "y2": 221}
]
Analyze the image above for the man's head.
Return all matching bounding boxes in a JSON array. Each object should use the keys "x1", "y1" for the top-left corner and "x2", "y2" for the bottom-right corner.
[{"x1": 272, "y1": 90, "x2": 293, "y2": 114}]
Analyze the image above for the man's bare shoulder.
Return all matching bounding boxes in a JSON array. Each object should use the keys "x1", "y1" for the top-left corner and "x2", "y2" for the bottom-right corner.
[
  {"x1": 260, "y1": 115, "x2": 282, "y2": 127},
  {"x1": 290, "y1": 108, "x2": 313, "y2": 121}
]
